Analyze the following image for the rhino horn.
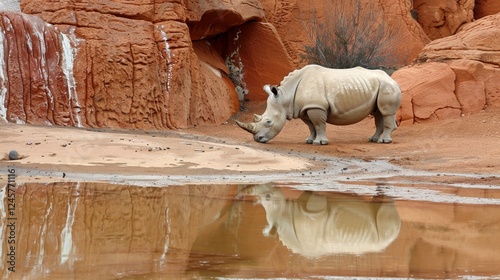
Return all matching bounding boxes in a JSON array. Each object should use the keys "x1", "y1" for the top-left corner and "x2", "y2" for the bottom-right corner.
[
  {"x1": 236, "y1": 120, "x2": 256, "y2": 134},
  {"x1": 253, "y1": 114, "x2": 262, "y2": 122}
]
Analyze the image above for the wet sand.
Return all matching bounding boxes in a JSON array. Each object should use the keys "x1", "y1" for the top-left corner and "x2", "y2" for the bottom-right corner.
[{"x1": 1, "y1": 105, "x2": 499, "y2": 185}]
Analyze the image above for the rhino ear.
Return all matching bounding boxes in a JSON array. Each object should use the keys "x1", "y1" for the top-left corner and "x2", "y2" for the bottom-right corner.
[{"x1": 263, "y1": 85, "x2": 279, "y2": 98}]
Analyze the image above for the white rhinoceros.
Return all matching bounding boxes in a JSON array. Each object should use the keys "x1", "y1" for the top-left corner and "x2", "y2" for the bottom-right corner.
[
  {"x1": 236, "y1": 64, "x2": 402, "y2": 145},
  {"x1": 238, "y1": 184, "x2": 401, "y2": 257}
]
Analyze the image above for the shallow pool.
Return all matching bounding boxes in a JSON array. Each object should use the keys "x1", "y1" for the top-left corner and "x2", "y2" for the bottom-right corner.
[{"x1": 1, "y1": 181, "x2": 500, "y2": 279}]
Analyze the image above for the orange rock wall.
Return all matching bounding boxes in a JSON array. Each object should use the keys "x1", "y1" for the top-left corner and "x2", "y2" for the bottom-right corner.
[
  {"x1": 474, "y1": 0, "x2": 500, "y2": 18},
  {"x1": 413, "y1": 0, "x2": 474, "y2": 40},
  {"x1": 0, "y1": 12, "x2": 81, "y2": 126},
  {"x1": 393, "y1": 14, "x2": 500, "y2": 124},
  {"x1": 260, "y1": 0, "x2": 430, "y2": 67},
  {"x1": 15, "y1": 0, "x2": 248, "y2": 129},
  {"x1": 0, "y1": 0, "x2": 499, "y2": 128}
]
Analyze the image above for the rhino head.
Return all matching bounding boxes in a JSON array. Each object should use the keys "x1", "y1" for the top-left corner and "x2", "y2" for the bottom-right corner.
[{"x1": 236, "y1": 85, "x2": 288, "y2": 143}]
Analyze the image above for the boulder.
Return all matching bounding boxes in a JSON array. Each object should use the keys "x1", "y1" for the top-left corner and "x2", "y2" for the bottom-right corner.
[
  {"x1": 393, "y1": 14, "x2": 500, "y2": 124},
  {"x1": 417, "y1": 14, "x2": 500, "y2": 111},
  {"x1": 417, "y1": 14, "x2": 500, "y2": 66},
  {"x1": 392, "y1": 63, "x2": 461, "y2": 124}
]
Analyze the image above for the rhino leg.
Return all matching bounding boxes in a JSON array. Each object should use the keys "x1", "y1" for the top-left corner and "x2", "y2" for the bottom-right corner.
[
  {"x1": 369, "y1": 110, "x2": 384, "y2": 142},
  {"x1": 305, "y1": 109, "x2": 329, "y2": 145},
  {"x1": 378, "y1": 114, "x2": 397, "y2": 143},
  {"x1": 370, "y1": 110, "x2": 397, "y2": 143},
  {"x1": 300, "y1": 116, "x2": 316, "y2": 144}
]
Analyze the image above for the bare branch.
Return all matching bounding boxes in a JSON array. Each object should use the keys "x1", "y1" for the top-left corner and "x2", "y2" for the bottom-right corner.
[{"x1": 301, "y1": 0, "x2": 396, "y2": 69}]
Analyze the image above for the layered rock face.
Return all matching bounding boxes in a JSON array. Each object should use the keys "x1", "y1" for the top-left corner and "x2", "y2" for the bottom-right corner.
[
  {"x1": 11, "y1": 1, "x2": 236, "y2": 128},
  {"x1": 1, "y1": 0, "x2": 499, "y2": 128},
  {"x1": 0, "y1": 12, "x2": 81, "y2": 126},
  {"x1": 393, "y1": 14, "x2": 500, "y2": 124},
  {"x1": 0, "y1": 0, "x2": 294, "y2": 128}
]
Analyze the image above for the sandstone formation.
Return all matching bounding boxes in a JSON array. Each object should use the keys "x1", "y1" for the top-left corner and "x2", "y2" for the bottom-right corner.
[
  {"x1": 0, "y1": 0, "x2": 294, "y2": 128},
  {"x1": 260, "y1": 0, "x2": 431, "y2": 67},
  {"x1": 413, "y1": 0, "x2": 474, "y2": 40},
  {"x1": 474, "y1": 0, "x2": 500, "y2": 19},
  {"x1": 0, "y1": 12, "x2": 81, "y2": 126},
  {"x1": 1, "y1": 0, "x2": 499, "y2": 128},
  {"x1": 393, "y1": 14, "x2": 500, "y2": 124}
]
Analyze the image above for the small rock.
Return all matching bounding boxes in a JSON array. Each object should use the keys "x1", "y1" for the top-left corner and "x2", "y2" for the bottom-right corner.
[{"x1": 8, "y1": 150, "x2": 19, "y2": 160}]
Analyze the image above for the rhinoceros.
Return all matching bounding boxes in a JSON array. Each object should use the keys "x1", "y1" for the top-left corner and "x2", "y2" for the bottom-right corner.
[
  {"x1": 238, "y1": 184, "x2": 401, "y2": 257},
  {"x1": 236, "y1": 64, "x2": 402, "y2": 145}
]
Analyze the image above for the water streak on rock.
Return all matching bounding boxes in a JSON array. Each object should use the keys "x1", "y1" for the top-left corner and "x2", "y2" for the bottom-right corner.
[
  {"x1": 159, "y1": 27, "x2": 173, "y2": 93},
  {"x1": 0, "y1": 28, "x2": 7, "y2": 121},
  {"x1": 60, "y1": 31, "x2": 82, "y2": 127},
  {"x1": 30, "y1": 18, "x2": 54, "y2": 124}
]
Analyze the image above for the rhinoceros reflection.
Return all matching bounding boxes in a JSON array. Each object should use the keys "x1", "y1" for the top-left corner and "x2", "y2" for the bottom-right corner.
[{"x1": 238, "y1": 184, "x2": 401, "y2": 258}]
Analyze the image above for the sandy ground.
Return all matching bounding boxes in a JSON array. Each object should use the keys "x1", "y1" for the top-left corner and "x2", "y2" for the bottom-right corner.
[
  {"x1": 1, "y1": 102, "x2": 499, "y2": 185},
  {"x1": 193, "y1": 102, "x2": 500, "y2": 174}
]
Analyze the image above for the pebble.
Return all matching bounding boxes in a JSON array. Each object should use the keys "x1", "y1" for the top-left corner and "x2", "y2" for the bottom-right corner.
[{"x1": 9, "y1": 150, "x2": 19, "y2": 160}]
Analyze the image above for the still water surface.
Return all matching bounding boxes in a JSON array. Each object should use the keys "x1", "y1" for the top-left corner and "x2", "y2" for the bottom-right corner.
[{"x1": 1, "y1": 182, "x2": 500, "y2": 279}]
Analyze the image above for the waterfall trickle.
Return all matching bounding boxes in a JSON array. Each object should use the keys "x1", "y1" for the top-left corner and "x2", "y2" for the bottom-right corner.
[
  {"x1": 159, "y1": 27, "x2": 173, "y2": 93},
  {"x1": 60, "y1": 31, "x2": 82, "y2": 127},
  {"x1": 0, "y1": 28, "x2": 7, "y2": 122},
  {"x1": 30, "y1": 19, "x2": 55, "y2": 120}
]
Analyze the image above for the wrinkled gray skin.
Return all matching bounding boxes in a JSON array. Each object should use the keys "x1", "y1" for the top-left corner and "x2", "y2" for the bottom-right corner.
[{"x1": 236, "y1": 64, "x2": 402, "y2": 145}]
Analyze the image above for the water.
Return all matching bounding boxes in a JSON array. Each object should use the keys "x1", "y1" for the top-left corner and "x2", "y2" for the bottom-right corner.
[
  {"x1": 1, "y1": 181, "x2": 500, "y2": 279},
  {"x1": 158, "y1": 26, "x2": 173, "y2": 93},
  {"x1": 0, "y1": 25, "x2": 8, "y2": 122},
  {"x1": 60, "y1": 31, "x2": 82, "y2": 128}
]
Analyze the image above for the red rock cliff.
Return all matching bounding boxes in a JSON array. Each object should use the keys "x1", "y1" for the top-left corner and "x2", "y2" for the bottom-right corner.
[
  {"x1": 1, "y1": 0, "x2": 499, "y2": 128},
  {"x1": 0, "y1": 0, "x2": 295, "y2": 128}
]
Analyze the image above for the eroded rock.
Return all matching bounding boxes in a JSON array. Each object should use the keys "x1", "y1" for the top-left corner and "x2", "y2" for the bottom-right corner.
[
  {"x1": 413, "y1": 0, "x2": 474, "y2": 40},
  {"x1": 393, "y1": 63, "x2": 461, "y2": 124},
  {"x1": 394, "y1": 14, "x2": 500, "y2": 124},
  {"x1": 8, "y1": 0, "x2": 295, "y2": 128},
  {"x1": 0, "y1": 12, "x2": 80, "y2": 126},
  {"x1": 260, "y1": 0, "x2": 430, "y2": 67}
]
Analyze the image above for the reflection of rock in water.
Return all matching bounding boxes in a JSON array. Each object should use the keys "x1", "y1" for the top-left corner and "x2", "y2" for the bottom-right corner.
[
  {"x1": 6, "y1": 181, "x2": 500, "y2": 278},
  {"x1": 239, "y1": 184, "x2": 401, "y2": 258},
  {"x1": 0, "y1": 182, "x2": 239, "y2": 279}
]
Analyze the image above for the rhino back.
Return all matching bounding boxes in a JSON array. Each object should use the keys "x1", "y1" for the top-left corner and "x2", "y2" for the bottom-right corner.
[{"x1": 294, "y1": 67, "x2": 380, "y2": 125}]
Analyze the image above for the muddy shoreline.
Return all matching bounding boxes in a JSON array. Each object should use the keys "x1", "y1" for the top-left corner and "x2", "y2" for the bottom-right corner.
[{"x1": 1, "y1": 106, "x2": 500, "y2": 189}]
